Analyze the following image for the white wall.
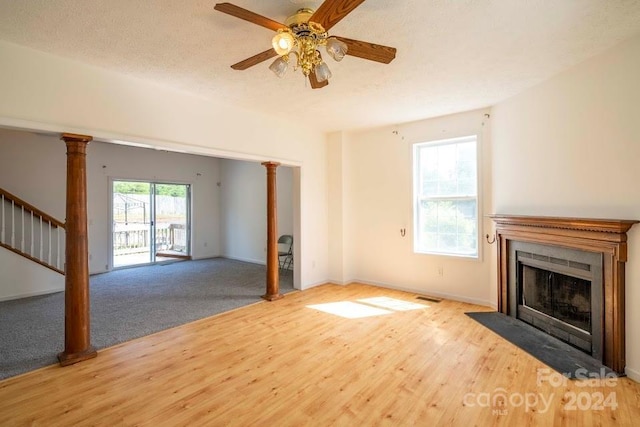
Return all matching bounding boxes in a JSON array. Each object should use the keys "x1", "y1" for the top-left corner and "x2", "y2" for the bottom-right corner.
[
  {"x1": 87, "y1": 141, "x2": 222, "y2": 271},
  {"x1": 0, "y1": 130, "x2": 66, "y2": 219},
  {"x1": 491, "y1": 34, "x2": 640, "y2": 380},
  {"x1": 339, "y1": 109, "x2": 493, "y2": 305},
  {"x1": 0, "y1": 249, "x2": 64, "y2": 301},
  {"x1": 327, "y1": 132, "x2": 346, "y2": 283},
  {"x1": 0, "y1": 129, "x2": 222, "y2": 297},
  {"x1": 219, "y1": 159, "x2": 293, "y2": 265},
  {"x1": 0, "y1": 130, "x2": 67, "y2": 299},
  {"x1": 0, "y1": 40, "x2": 328, "y2": 290},
  {"x1": 0, "y1": 129, "x2": 299, "y2": 298}
]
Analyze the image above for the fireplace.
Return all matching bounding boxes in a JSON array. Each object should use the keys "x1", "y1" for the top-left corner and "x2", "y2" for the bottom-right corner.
[
  {"x1": 510, "y1": 241, "x2": 603, "y2": 360},
  {"x1": 490, "y1": 215, "x2": 637, "y2": 373}
]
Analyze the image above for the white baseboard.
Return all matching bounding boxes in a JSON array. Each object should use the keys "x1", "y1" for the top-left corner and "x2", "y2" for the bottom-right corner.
[
  {"x1": 300, "y1": 280, "x2": 334, "y2": 290},
  {"x1": 350, "y1": 279, "x2": 493, "y2": 308},
  {"x1": 0, "y1": 286, "x2": 64, "y2": 302},
  {"x1": 222, "y1": 255, "x2": 266, "y2": 266},
  {"x1": 326, "y1": 278, "x2": 350, "y2": 286},
  {"x1": 625, "y1": 366, "x2": 640, "y2": 383},
  {"x1": 191, "y1": 254, "x2": 221, "y2": 261}
]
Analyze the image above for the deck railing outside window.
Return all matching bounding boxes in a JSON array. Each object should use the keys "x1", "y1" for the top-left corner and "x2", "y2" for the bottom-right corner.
[{"x1": 113, "y1": 223, "x2": 186, "y2": 256}]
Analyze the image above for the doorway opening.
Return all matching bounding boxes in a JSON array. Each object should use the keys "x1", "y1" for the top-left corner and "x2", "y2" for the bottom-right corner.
[{"x1": 112, "y1": 180, "x2": 191, "y2": 268}]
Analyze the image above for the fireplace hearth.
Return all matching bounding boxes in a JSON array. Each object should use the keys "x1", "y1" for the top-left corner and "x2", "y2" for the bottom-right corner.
[{"x1": 490, "y1": 215, "x2": 637, "y2": 373}]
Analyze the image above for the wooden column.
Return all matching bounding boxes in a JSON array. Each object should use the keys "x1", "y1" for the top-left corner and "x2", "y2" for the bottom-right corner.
[
  {"x1": 261, "y1": 161, "x2": 283, "y2": 301},
  {"x1": 58, "y1": 133, "x2": 97, "y2": 366}
]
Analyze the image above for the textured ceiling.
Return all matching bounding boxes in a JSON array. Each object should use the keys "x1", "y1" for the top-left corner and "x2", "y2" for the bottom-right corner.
[{"x1": 0, "y1": 0, "x2": 639, "y2": 132}]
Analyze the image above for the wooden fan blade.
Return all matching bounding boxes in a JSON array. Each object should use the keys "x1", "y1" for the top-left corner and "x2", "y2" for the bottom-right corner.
[
  {"x1": 310, "y1": 0, "x2": 366, "y2": 31},
  {"x1": 214, "y1": 3, "x2": 286, "y2": 32},
  {"x1": 335, "y1": 36, "x2": 397, "y2": 64},
  {"x1": 309, "y1": 72, "x2": 329, "y2": 89},
  {"x1": 231, "y1": 49, "x2": 278, "y2": 70}
]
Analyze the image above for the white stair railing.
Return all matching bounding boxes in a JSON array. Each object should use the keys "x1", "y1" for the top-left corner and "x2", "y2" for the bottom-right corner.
[{"x1": 0, "y1": 188, "x2": 65, "y2": 274}]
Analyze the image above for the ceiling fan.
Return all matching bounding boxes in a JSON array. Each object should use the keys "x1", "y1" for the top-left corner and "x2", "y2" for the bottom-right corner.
[{"x1": 214, "y1": 0, "x2": 397, "y2": 89}]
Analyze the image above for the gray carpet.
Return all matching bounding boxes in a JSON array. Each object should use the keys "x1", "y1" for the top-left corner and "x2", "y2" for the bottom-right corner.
[{"x1": 0, "y1": 258, "x2": 294, "y2": 380}]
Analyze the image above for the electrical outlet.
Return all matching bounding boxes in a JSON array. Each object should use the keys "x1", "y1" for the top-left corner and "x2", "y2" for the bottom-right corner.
[{"x1": 438, "y1": 266, "x2": 444, "y2": 276}]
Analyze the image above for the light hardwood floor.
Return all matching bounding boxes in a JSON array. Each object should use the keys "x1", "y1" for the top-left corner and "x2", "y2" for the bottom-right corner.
[{"x1": 1, "y1": 283, "x2": 639, "y2": 426}]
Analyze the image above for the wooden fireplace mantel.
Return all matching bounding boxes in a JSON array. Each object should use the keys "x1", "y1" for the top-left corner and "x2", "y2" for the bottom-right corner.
[{"x1": 489, "y1": 214, "x2": 638, "y2": 373}]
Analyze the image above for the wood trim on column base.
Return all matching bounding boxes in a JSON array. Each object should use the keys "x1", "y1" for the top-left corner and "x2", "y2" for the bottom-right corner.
[
  {"x1": 57, "y1": 347, "x2": 97, "y2": 367},
  {"x1": 262, "y1": 293, "x2": 284, "y2": 302}
]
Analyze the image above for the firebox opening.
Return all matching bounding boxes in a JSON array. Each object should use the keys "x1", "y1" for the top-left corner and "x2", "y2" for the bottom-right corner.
[
  {"x1": 509, "y1": 243, "x2": 603, "y2": 361},
  {"x1": 521, "y1": 265, "x2": 591, "y2": 333}
]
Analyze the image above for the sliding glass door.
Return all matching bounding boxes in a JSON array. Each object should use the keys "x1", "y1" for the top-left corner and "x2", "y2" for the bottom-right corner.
[
  {"x1": 153, "y1": 183, "x2": 190, "y2": 261},
  {"x1": 112, "y1": 180, "x2": 190, "y2": 268}
]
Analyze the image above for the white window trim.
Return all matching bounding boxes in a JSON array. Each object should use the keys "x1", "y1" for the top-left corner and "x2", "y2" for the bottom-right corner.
[{"x1": 412, "y1": 135, "x2": 481, "y2": 259}]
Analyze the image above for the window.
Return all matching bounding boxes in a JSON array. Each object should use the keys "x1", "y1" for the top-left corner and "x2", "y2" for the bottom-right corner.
[{"x1": 413, "y1": 135, "x2": 478, "y2": 258}]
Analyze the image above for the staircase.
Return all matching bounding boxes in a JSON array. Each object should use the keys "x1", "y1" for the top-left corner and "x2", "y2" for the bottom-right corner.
[{"x1": 0, "y1": 187, "x2": 65, "y2": 274}]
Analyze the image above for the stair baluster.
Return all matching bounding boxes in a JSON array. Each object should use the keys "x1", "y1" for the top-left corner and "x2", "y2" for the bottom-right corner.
[{"x1": 0, "y1": 187, "x2": 65, "y2": 275}]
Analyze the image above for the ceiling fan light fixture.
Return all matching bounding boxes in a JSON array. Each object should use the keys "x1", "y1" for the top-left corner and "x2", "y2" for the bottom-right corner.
[
  {"x1": 314, "y1": 61, "x2": 332, "y2": 83},
  {"x1": 269, "y1": 56, "x2": 289, "y2": 78},
  {"x1": 214, "y1": 1, "x2": 397, "y2": 90},
  {"x1": 326, "y1": 37, "x2": 348, "y2": 62},
  {"x1": 272, "y1": 31, "x2": 295, "y2": 56}
]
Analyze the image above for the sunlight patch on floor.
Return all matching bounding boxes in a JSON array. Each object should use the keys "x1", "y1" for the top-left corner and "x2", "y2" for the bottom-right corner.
[
  {"x1": 307, "y1": 297, "x2": 430, "y2": 319},
  {"x1": 358, "y1": 297, "x2": 429, "y2": 311},
  {"x1": 307, "y1": 301, "x2": 392, "y2": 318}
]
